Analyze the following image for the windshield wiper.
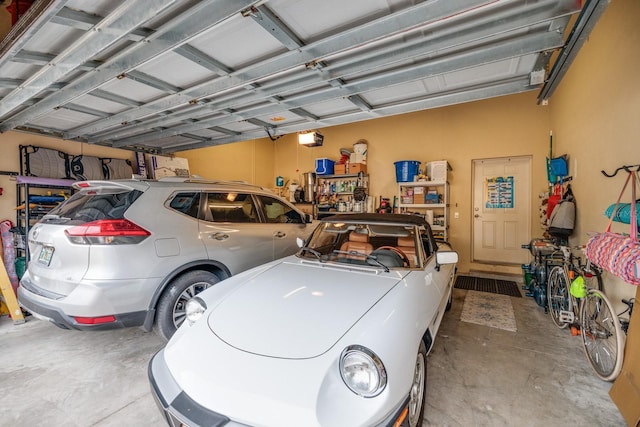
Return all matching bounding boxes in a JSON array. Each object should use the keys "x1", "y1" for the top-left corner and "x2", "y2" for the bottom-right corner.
[
  {"x1": 300, "y1": 246, "x2": 325, "y2": 262},
  {"x1": 332, "y1": 250, "x2": 390, "y2": 273},
  {"x1": 41, "y1": 214, "x2": 71, "y2": 221}
]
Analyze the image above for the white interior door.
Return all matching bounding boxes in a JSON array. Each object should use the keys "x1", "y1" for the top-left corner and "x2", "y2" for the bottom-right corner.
[{"x1": 472, "y1": 156, "x2": 531, "y2": 265}]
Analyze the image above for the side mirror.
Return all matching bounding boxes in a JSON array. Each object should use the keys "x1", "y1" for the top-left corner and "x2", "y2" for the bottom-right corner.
[{"x1": 435, "y1": 251, "x2": 458, "y2": 271}]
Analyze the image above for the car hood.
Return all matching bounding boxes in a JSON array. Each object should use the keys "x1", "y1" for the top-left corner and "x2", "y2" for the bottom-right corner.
[{"x1": 207, "y1": 260, "x2": 405, "y2": 359}]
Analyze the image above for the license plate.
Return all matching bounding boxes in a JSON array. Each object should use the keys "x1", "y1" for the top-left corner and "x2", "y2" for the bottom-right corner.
[{"x1": 38, "y1": 246, "x2": 54, "y2": 266}]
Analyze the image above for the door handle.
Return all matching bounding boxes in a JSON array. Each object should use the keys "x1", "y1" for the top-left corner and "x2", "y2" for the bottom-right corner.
[
  {"x1": 474, "y1": 214, "x2": 480, "y2": 218},
  {"x1": 274, "y1": 231, "x2": 286, "y2": 238},
  {"x1": 212, "y1": 232, "x2": 229, "y2": 240}
]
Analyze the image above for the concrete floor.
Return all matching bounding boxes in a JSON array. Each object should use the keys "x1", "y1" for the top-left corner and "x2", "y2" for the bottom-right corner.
[{"x1": 1, "y1": 288, "x2": 625, "y2": 427}]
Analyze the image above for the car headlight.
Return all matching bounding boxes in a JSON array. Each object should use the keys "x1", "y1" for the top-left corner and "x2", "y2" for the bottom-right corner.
[
  {"x1": 185, "y1": 297, "x2": 207, "y2": 325},
  {"x1": 339, "y1": 345, "x2": 387, "y2": 397}
]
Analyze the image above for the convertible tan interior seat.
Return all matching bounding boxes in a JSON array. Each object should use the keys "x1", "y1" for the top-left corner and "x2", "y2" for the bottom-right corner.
[
  {"x1": 397, "y1": 236, "x2": 417, "y2": 267},
  {"x1": 340, "y1": 232, "x2": 373, "y2": 260}
]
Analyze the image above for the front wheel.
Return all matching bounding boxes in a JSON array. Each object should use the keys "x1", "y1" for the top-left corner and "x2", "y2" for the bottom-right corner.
[
  {"x1": 547, "y1": 266, "x2": 570, "y2": 329},
  {"x1": 155, "y1": 270, "x2": 220, "y2": 340},
  {"x1": 580, "y1": 289, "x2": 625, "y2": 381},
  {"x1": 408, "y1": 340, "x2": 427, "y2": 427}
]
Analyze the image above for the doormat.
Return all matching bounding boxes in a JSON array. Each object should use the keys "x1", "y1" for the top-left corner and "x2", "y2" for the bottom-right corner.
[
  {"x1": 460, "y1": 290, "x2": 517, "y2": 332},
  {"x1": 454, "y1": 275, "x2": 521, "y2": 298}
]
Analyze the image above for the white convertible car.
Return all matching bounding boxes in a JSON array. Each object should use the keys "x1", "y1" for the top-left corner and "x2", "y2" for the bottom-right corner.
[{"x1": 149, "y1": 213, "x2": 458, "y2": 427}]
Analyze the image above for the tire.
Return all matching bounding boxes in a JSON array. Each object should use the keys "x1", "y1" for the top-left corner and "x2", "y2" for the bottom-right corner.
[
  {"x1": 408, "y1": 340, "x2": 427, "y2": 427},
  {"x1": 580, "y1": 289, "x2": 625, "y2": 381},
  {"x1": 155, "y1": 270, "x2": 220, "y2": 340},
  {"x1": 547, "y1": 266, "x2": 570, "y2": 329}
]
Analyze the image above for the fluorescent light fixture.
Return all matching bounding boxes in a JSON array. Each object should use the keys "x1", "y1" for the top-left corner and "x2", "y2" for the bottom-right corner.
[{"x1": 298, "y1": 131, "x2": 324, "y2": 147}]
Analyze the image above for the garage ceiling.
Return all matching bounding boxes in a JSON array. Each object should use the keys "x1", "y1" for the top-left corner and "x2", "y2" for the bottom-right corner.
[{"x1": 0, "y1": 0, "x2": 606, "y2": 153}]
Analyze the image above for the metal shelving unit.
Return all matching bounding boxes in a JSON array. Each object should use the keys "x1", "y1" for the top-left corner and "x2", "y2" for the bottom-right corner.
[
  {"x1": 398, "y1": 180, "x2": 449, "y2": 241},
  {"x1": 315, "y1": 172, "x2": 369, "y2": 218},
  {"x1": 15, "y1": 175, "x2": 74, "y2": 261}
]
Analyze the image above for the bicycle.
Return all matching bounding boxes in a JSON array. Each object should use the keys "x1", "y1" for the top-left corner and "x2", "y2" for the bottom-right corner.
[
  {"x1": 619, "y1": 298, "x2": 635, "y2": 335},
  {"x1": 547, "y1": 244, "x2": 625, "y2": 381}
]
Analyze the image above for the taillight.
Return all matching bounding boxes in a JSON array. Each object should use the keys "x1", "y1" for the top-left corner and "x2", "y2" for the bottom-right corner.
[
  {"x1": 65, "y1": 219, "x2": 150, "y2": 245},
  {"x1": 74, "y1": 315, "x2": 116, "y2": 324}
]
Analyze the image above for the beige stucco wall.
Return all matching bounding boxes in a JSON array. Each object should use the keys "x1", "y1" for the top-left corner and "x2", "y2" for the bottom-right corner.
[
  {"x1": 549, "y1": 0, "x2": 639, "y2": 304},
  {"x1": 177, "y1": 138, "x2": 275, "y2": 189}
]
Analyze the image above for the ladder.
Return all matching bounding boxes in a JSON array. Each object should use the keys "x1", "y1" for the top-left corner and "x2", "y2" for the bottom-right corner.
[{"x1": 0, "y1": 260, "x2": 25, "y2": 325}]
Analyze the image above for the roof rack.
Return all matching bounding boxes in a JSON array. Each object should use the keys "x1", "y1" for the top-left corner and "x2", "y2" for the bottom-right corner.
[{"x1": 157, "y1": 176, "x2": 269, "y2": 191}]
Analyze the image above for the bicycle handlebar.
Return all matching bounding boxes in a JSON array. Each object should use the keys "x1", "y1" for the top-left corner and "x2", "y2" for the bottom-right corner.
[{"x1": 601, "y1": 164, "x2": 640, "y2": 177}]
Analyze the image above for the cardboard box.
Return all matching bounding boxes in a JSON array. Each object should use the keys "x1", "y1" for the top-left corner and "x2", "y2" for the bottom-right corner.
[
  {"x1": 147, "y1": 154, "x2": 190, "y2": 179},
  {"x1": 413, "y1": 193, "x2": 424, "y2": 204},
  {"x1": 334, "y1": 164, "x2": 347, "y2": 174},
  {"x1": 349, "y1": 153, "x2": 366, "y2": 164},
  {"x1": 349, "y1": 163, "x2": 367, "y2": 174},
  {"x1": 609, "y1": 286, "x2": 640, "y2": 427}
]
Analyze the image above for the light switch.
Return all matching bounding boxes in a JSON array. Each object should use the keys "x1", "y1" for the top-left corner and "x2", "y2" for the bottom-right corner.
[{"x1": 454, "y1": 212, "x2": 459, "y2": 219}]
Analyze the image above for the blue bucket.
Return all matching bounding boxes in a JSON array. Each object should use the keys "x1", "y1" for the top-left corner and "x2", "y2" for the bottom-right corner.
[{"x1": 394, "y1": 160, "x2": 420, "y2": 182}]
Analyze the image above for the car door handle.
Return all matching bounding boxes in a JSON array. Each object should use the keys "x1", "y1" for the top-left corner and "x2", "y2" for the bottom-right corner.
[
  {"x1": 211, "y1": 232, "x2": 229, "y2": 240},
  {"x1": 274, "y1": 231, "x2": 286, "y2": 238}
]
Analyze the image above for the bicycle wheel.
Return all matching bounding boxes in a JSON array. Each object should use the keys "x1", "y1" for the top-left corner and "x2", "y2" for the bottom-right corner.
[
  {"x1": 581, "y1": 264, "x2": 603, "y2": 292},
  {"x1": 547, "y1": 266, "x2": 570, "y2": 329},
  {"x1": 580, "y1": 289, "x2": 625, "y2": 381}
]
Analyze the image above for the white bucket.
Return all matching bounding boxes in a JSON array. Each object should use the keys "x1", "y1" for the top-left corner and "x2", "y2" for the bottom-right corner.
[{"x1": 353, "y1": 141, "x2": 367, "y2": 155}]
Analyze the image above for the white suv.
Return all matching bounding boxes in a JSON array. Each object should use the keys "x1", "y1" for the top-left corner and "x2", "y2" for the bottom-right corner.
[{"x1": 18, "y1": 178, "x2": 313, "y2": 340}]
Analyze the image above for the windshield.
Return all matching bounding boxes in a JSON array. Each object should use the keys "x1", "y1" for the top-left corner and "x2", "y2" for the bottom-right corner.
[
  {"x1": 41, "y1": 189, "x2": 143, "y2": 225},
  {"x1": 299, "y1": 221, "x2": 421, "y2": 269}
]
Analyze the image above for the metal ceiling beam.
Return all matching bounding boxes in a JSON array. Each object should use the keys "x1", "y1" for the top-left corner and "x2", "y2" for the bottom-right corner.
[
  {"x1": 64, "y1": 0, "x2": 495, "y2": 139},
  {"x1": 90, "y1": 90, "x2": 144, "y2": 107},
  {"x1": 12, "y1": 50, "x2": 102, "y2": 70},
  {"x1": 109, "y1": 30, "x2": 562, "y2": 147},
  {"x1": 0, "y1": 0, "x2": 259, "y2": 132},
  {"x1": 12, "y1": 50, "x2": 56, "y2": 65},
  {"x1": 0, "y1": 0, "x2": 180, "y2": 118},
  {"x1": 51, "y1": 6, "x2": 153, "y2": 41},
  {"x1": 207, "y1": 126, "x2": 241, "y2": 136},
  {"x1": 58, "y1": 103, "x2": 112, "y2": 118},
  {"x1": 83, "y1": 0, "x2": 577, "y2": 143},
  {"x1": 50, "y1": 6, "x2": 102, "y2": 30},
  {"x1": 0, "y1": 78, "x2": 24, "y2": 88},
  {"x1": 161, "y1": 77, "x2": 535, "y2": 153},
  {"x1": 538, "y1": 0, "x2": 610, "y2": 103},
  {"x1": 0, "y1": 0, "x2": 69, "y2": 69},
  {"x1": 125, "y1": 71, "x2": 182, "y2": 94},
  {"x1": 243, "y1": 5, "x2": 304, "y2": 50},
  {"x1": 174, "y1": 45, "x2": 232, "y2": 75}
]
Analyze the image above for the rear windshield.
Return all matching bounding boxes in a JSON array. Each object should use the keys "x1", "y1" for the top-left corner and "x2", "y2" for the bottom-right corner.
[{"x1": 41, "y1": 190, "x2": 143, "y2": 224}]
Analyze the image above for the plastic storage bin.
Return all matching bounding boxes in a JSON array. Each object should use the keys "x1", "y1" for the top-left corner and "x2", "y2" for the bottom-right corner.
[
  {"x1": 394, "y1": 160, "x2": 420, "y2": 182},
  {"x1": 315, "y1": 158, "x2": 335, "y2": 175}
]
